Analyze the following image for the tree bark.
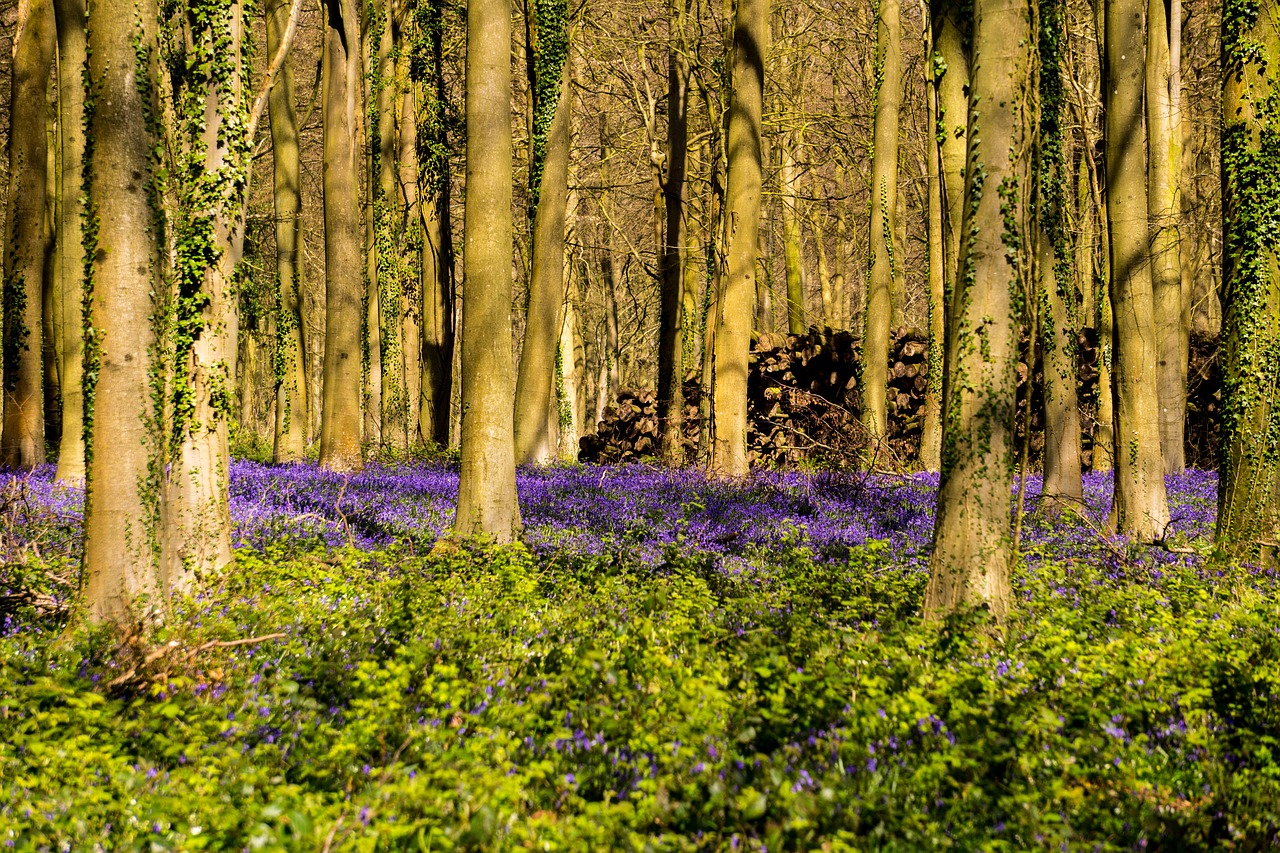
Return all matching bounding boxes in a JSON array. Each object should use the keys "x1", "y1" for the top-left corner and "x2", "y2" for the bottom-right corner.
[
  {"x1": 319, "y1": 0, "x2": 365, "y2": 472},
  {"x1": 920, "y1": 9, "x2": 944, "y2": 472},
  {"x1": 268, "y1": 0, "x2": 309, "y2": 463},
  {"x1": 1217, "y1": 0, "x2": 1280, "y2": 562},
  {"x1": 455, "y1": 0, "x2": 520, "y2": 539},
  {"x1": 53, "y1": 0, "x2": 86, "y2": 482},
  {"x1": 861, "y1": 0, "x2": 901, "y2": 448},
  {"x1": 710, "y1": 0, "x2": 766, "y2": 476},
  {"x1": 1104, "y1": 0, "x2": 1169, "y2": 539},
  {"x1": 2, "y1": 0, "x2": 55, "y2": 471},
  {"x1": 780, "y1": 136, "x2": 806, "y2": 334},
  {"x1": 82, "y1": 0, "x2": 166, "y2": 624},
  {"x1": 924, "y1": 0, "x2": 1033, "y2": 620}
]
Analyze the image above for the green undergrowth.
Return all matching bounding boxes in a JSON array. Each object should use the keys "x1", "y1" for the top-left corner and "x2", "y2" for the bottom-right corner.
[{"x1": 3, "y1": 540, "x2": 1280, "y2": 850}]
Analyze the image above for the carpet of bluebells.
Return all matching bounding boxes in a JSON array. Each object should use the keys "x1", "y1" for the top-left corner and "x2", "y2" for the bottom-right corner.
[{"x1": 3, "y1": 461, "x2": 1280, "y2": 850}]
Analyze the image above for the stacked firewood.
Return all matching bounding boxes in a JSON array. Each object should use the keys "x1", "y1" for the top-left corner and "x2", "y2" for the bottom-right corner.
[{"x1": 576, "y1": 380, "x2": 702, "y2": 465}]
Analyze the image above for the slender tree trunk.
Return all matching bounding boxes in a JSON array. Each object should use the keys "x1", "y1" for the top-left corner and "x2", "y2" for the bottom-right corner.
[
  {"x1": 933, "y1": 0, "x2": 968, "y2": 318},
  {"x1": 920, "y1": 13, "x2": 944, "y2": 472},
  {"x1": 861, "y1": 0, "x2": 901, "y2": 448},
  {"x1": 319, "y1": 0, "x2": 365, "y2": 472},
  {"x1": 455, "y1": 0, "x2": 519, "y2": 539},
  {"x1": 362, "y1": 7, "x2": 382, "y2": 448},
  {"x1": 53, "y1": 0, "x2": 86, "y2": 482},
  {"x1": 1039, "y1": 0, "x2": 1083, "y2": 503},
  {"x1": 924, "y1": 0, "x2": 1033, "y2": 620},
  {"x1": 1217, "y1": 0, "x2": 1280, "y2": 562},
  {"x1": 781, "y1": 136, "x2": 806, "y2": 334},
  {"x1": 1147, "y1": 0, "x2": 1185, "y2": 474},
  {"x1": 514, "y1": 61, "x2": 571, "y2": 465},
  {"x1": 82, "y1": 0, "x2": 165, "y2": 623},
  {"x1": 658, "y1": 1, "x2": 690, "y2": 462},
  {"x1": 710, "y1": 0, "x2": 766, "y2": 476},
  {"x1": 268, "y1": 0, "x2": 308, "y2": 463},
  {"x1": 394, "y1": 15, "x2": 422, "y2": 446},
  {"x1": 2, "y1": 0, "x2": 55, "y2": 471},
  {"x1": 1104, "y1": 0, "x2": 1169, "y2": 540}
]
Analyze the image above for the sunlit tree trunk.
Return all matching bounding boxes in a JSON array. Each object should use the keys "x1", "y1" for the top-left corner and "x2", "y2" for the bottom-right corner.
[
  {"x1": 2, "y1": 0, "x2": 55, "y2": 471},
  {"x1": 1104, "y1": 0, "x2": 1169, "y2": 539},
  {"x1": 82, "y1": 0, "x2": 166, "y2": 624},
  {"x1": 1147, "y1": 0, "x2": 1185, "y2": 474},
  {"x1": 920, "y1": 12, "x2": 944, "y2": 472},
  {"x1": 925, "y1": 0, "x2": 1033, "y2": 620},
  {"x1": 1217, "y1": 0, "x2": 1280, "y2": 562},
  {"x1": 861, "y1": 0, "x2": 901, "y2": 449},
  {"x1": 658, "y1": 0, "x2": 690, "y2": 462},
  {"x1": 710, "y1": 0, "x2": 766, "y2": 476},
  {"x1": 53, "y1": 0, "x2": 86, "y2": 482},
  {"x1": 455, "y1": 0, "x2": 520, "y2": 539},
  {"x1": 268, "y1": 0, "x2": 308, "y2": 463},
  {"x1": 514, "y1": 14, "x2": 571, "y2": 466},
  {"x1": 319, "y1": 0, "x2": 365, "y2": 472},
  {"x1": 362, "y1": 6, "x2": 382, "y2": 448},
  {"x1": 780, "y1": 136, "x2": 806, "y2": 334}
]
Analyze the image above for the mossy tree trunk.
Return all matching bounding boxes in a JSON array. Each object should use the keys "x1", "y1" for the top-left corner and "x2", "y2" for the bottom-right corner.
[
  {"x1": 319, "y1": 0, "x2": 366, "y2": 472},
  {"x1": 82, "y1": 0, "x2": 166, "y2": 624},
  {"x1": 924, "y1": 0, "x2": 1033, "y2": 620},
  {"x1": 1217, "y1": 0, "x2": 1280, "y2": 561},
  {"x1": 860, "y1": 0, "x2": 901, "y2": 450},
  {"x1": 710, "y1": 0, "x2": 767, "y2": 477},
  {"x1": 267, "y1": 0, "x2": 309, "y2": 463},
  {"x1": 2, "y1": 0, "x2": 55, "y2": 471},
  {"x1": 1104, "y1": 0, "x2": 1169, "y2": 539},
  {"x1": 455, "y1": 0, "x2": 520, "y2": 539},
  {"x1": 514, "y1": 3, "x2": 571, "y2": 466},
  {"x1": 52, "y1": 0, "x2": 86, "y2": 483},
  {"x1": 658, "y1": 0, "x2": 690, "y2": 462}
]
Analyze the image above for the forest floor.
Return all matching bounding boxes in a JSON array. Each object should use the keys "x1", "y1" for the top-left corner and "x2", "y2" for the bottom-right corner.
[{"x1": 3, "y1": 462, "x2": 1279, "y2": 850}]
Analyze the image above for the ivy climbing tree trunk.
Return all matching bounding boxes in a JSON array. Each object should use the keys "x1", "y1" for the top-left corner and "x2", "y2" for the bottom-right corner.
[
  {"x1": 920, "y1": 7, "x2": 944, "y2": 472},
  {"x1": 514, "y1": 5, "x2": 571, "y2": 466},
  {"x1": 1039, "y1": 0, "x2": 1083, "y2": 505},
  {"x1": 710, "y1": 0, "x2": 766, "y2": 477},
  {"x1": 53, "y1": 0, "x2": 86, "y2": 483},
  {"x1": 933, "y1": 0, "x2": 968, "y2": 325},
  {"x1": 82, "y1": 0, "x2": 166, "y2": 624},
  {"x1": 657, "y1": 0, "x2": 690, "y2": 462},
  {"x1": 2, "y1": 0, "x2": 55, "y2": 471},
  {"x1": 1217, "y1": 0, "x2": 1280, "y2": 562},
  {"x1": 924, "y1": 0, "x2": 1033, "y2": 620},
  {"x1": 455, "y1": 0, "x2": 520, "y2": 539},
  {"x1": 318, "y1": 0, "x2": 365, "y2": 473},
  {"x1": 1148, "y1": 0, "x2": 1186, "y2": 475},
  {"x1": 860, "y1": 0, "x2": 901, "y2": 452},
  {"x1": 1104, "y1": 0, "x2": 1169, "y2": 540},
  {"x1": 267, "y1": 0, "x2": 308, "y2": 463}
]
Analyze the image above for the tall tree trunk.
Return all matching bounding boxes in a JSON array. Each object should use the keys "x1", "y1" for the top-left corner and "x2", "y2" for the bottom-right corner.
[
  {"x1": 781, "y1": 136, "x2": 806, "y2": 334},
  {"x1": 2, "y1": 0, "x2": 55, "y2": 471},
  {"x1": 920, "y1": 12, "x2": 944, "y2": 472},
  {"x1": 362, "y1": 7, "x2": 382, "y2": 448},
  {"x1": 1039, "y1": 0, "x2": 1083, "y2": 503},
  {"x1": 395, "y1": 15, "x2": 422, "y2": 446},
  {"x1": 53, "y1": 0, "x2": 86, "y2": 482},
  {"x1": 1104, "y1": 0, "x2": 1169, "y2": 540},
  {"x1": 924, "y1": 0, "x2": 1033, "y2": 620},
  {"x1": 1217, "y1": 0, "x2": 1280, "y2": 561},
  {"x1": 933, "y1": 0, "x2": 968, "y2": 322},
  {"x1": 710, "y1": 0, "x2": 766, "y2": 476},
  {"x1": 860, "y1": 0, "x2": 901, "y2": 449},
  {"x1": 1147, "y1": 0, "x2": 1185, "y2": 474},
  {"x1": 319, "y1": 0, "x2": 365, "y2": 472},
  {"x1": 658, "y1": 0, "x2": 690, "y2": 462},
  {"x1": 455, "y1": 0, "x2": 519, "y2": 539},
  {"x1": 514, "y1": 33, "x2": 571, "y2": 466},
  {"x1": 268, "y1": 0, "x2": 309, "y2": 463},
  {"x1": 82, "y1": 0, "x2": 165, "y2": 623}
]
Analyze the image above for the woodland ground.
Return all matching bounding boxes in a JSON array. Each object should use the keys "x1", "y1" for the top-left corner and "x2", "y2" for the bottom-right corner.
[{"x1": 2, "y1": 462, "x2": 1279, "y2": 851}]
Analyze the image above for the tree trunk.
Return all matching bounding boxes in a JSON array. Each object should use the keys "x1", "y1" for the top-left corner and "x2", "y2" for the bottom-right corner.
[
  {"x1": 1217, "y1": 0, "x2": 1280, "y2": 561},
  {"x1": 514, "y1": 53, "x2": 571, "y2": 465},
  {"x1": 780, "y1": 136, "x2": 806, "y2": 334},
  {"x1": 2, "y1": 0, "x2": 55, "y2": 471},
  {"x1": 924, "y1": 0, "x2": 1033, "y2": 620},
  {"x1": 455, "y1": 0, "x2": 520, "y2": 539},
  {"x1": 920, "y1": 12, "x2": 944, "y2": 472},
  {"x1": 657, "y1": 1, "x2": 689, "y2": 462},
  {"x1": 860, "y1": 0, "x2": 901, "y2": 448},
  {"x1": 933, "y1": 0, "x2": 968, "y2": 322},
  {"x1": 1147, "y1": 0, "x2": 1185, "y2": 474},
  {"x1": 53, "y1": 0, "x2": 86, "y2": 482},
  {"x1": 268, "y1": 0, "x2": 309, "y2": 463},
  {"x1": 710, "y1": 0, "x2": 766, "y2": 477},
  {"x1": 1104, "y1": 0, "x2": 1169, "y2": 539},
  {"x1": 395, "y1": 13, "x2": 422, "y2": 446},
  {"x1": 361, "y1": 8, "x2": 382, "y2": 449},
  {"x1": 82, "y1": 0, "x2": 165, "y2": 624},
  {"x1": 319, "y1": 0, "x2": 365, "y2": 472}
]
